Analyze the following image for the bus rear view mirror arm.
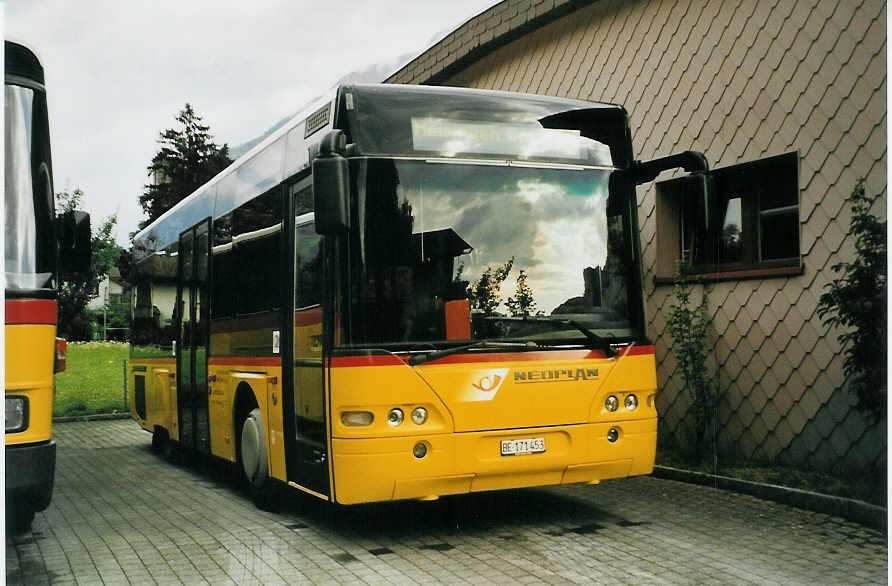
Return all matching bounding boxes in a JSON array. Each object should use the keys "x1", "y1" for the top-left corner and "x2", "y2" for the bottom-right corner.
[
  {"x1": 627, "y1": 150, "x2": 709, "y2": 185},
  {"x1": 313, "y1": 130, "x2": 351, "y2": 235},
  {"x1": 626, "y1": 151, "x2": 715, "y2": 232}
]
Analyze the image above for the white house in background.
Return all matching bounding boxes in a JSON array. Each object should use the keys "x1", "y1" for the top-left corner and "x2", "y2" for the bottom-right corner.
[{"x1": 87, "y1": 267, "x2": 125, "y2": 311}]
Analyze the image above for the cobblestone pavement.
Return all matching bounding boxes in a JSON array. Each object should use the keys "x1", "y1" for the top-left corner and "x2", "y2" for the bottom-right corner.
[{"x1": 6, "y1": 419, "x2": 888, "y2": 585}]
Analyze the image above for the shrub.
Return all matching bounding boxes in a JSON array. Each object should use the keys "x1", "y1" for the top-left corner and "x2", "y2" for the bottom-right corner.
[
  {"x1": 666, "y1": 259, "x2": 718, "y2": 461},
  {"x1": 817, "y1": 182, "x2": 887, "y2": 422}
]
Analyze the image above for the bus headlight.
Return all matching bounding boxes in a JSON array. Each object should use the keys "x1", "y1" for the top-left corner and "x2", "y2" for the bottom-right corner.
[
  {"x1": 605, "y1": 395, "x2": 619, "y2": 412},
  {"x1": 411, "y1": 407, "x2": 427, "y2": 425},
  {"x1": 6, "y1": 396, "x2": 27, "y2": 433},
  {"x1": 624, "y1": 394, "x2": 638, "y2": 410},
  {"x1": 341, "y1": 411, "x2": 374, "y2": 426},
  {"x1": 387, "y1": 408, "x2": 404, "y2": 426}
]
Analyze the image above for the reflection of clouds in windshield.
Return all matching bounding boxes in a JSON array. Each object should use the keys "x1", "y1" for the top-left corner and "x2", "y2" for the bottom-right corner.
[
  {"x1": 398, "y1": 164, "x2": 610, "y2": 314},
  {"x1": 533, "y1": 196, "x2": 606, "y2": 313}
]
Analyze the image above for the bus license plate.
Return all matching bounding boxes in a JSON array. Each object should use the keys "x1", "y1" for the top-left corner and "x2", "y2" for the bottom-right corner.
[{"x1": 501, "y1": 437, "x2": 545, "y2": 456}]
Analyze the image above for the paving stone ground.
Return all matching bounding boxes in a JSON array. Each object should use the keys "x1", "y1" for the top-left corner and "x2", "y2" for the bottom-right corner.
[{"x1": 5, "y1": 419, "x2": 888, "y2": 585}]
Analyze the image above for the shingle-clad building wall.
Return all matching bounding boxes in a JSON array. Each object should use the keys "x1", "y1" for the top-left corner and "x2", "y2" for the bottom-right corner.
[{"x1": 388, "y1": 0, "x2": 886, "y2": 477}]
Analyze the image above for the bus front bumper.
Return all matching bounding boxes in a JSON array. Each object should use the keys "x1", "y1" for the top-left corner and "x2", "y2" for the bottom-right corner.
[
  {"x1": 330, "y1": 419, "x2": 656, "y2": 505},
  {"x1": 6, "y1": 439, "x2": 56, "y2": 512}
]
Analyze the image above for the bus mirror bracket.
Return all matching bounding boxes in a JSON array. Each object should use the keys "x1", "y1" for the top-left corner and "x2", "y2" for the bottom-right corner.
[
  {"x1": 59, "y1": 210, "x2": 91, "y2": 276},
  {"x1": 627, "y1": 150, "x2": 715, "y2": 231},
  {"x1": 313, "y1": 130, "x2": 351, "y2": 235}
]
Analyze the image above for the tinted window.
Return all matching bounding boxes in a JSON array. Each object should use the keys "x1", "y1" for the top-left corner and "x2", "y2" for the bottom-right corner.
[
  {"x1": 233, "y1": 189, "x2": 282, "y2": 314},
  {"x1": 346, "y1": 158, "x2": 635, "y2": 347},
  {"x1": 5, "y1": 84, "x2": 57, "y2": 291},
  {"x1": 295, "y1": 220, "x2": 322, "y2": 309},
  {"x1": 210, "y1": 212, "x2": 234, "y2": 319}
]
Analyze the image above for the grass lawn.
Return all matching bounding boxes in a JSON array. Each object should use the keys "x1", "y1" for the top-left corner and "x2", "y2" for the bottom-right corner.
[{"x1": 54, "y1": 342, "x2": 129, "y2": 417}]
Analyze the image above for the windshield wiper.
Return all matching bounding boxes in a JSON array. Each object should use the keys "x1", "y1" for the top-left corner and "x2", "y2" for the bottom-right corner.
[
  {"x1": 408, "y1": 341, "x2": 538, "y2": 366},
  {"x1": 559, "y1": 319, "x2": 617, "y2": 358}
]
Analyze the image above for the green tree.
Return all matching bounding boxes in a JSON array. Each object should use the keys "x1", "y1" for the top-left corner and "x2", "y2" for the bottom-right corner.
[
  {"x1": 506, "y1": 269, "x2": 537, "y2": 317},
  {"x1": 56, "y1": 188, "x2": 123, "y2": 340},
  {"x1": 817, "y1": 182, "x2": 887, "y2": 422},
  {"x1": 468, "y1": 257, "x2": 514, "y2": 315},
  {"x1": 139, "y1": 103, "x2": 231, "y2": 229}
]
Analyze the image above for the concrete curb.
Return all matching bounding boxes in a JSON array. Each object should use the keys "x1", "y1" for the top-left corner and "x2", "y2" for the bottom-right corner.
[
  {"x1": 653, "y1": 465, "x2": 887, "y2": 533},
  {"x1": 53, "y1": 413, "x2": 132, "y2": 423}
]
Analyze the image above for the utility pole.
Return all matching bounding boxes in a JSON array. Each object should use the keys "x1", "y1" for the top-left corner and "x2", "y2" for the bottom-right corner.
[{"x1": 103, "y1": 281, "x2": 108, "y2": 341}]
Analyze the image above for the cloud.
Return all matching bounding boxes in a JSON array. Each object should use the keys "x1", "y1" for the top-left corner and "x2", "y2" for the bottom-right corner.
[{"x1": 6, "y1": 0, "x2": 499, "y2": 244}]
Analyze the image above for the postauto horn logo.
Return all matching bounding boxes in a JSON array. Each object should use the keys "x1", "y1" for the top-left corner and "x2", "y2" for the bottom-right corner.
[
  {"x1": 461, "y1": 368, "x2": 510, "y2": 402},
  {"x1": 472, "y1": 372, "x2": 505, "y2": 392}
]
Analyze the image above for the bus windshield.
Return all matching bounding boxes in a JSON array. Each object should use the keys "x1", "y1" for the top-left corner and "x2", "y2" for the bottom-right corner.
[
  {"x1": 5, "y1": 83, "x2": 56, "y2": 292},
  {"x1": 345, "y1": 158, "x2": 636, "y2": 348}
]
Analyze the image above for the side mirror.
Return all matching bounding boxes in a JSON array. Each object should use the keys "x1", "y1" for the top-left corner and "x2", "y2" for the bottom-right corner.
[
  {"x1": 312, "y1": 130, "x2": 350, "y2": 235},
  {"x1": 676, "y1": 172, "x2": 716, "y2": 232},
  {"x1": 58, "y1": 210, "x2": 91, "y2": 276}
]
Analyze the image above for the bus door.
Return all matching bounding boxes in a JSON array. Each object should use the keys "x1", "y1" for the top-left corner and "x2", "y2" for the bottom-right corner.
[
  {"x1": 175, "y1": 220, "x2": 211, "y2": 453},
  {"x1": 286, "y1": 201, "x2": 330, "y2": 497}
]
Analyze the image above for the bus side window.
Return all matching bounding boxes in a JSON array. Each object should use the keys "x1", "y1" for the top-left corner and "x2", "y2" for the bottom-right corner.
[
  {"x1": 296, "y1": 223, "x2": 322, "y2": 308},
  {"x1": 211, "y1": 212, "x2": 234, "y2": 320},
  {"x1": 233, "y1": 189, "x2": 282, "y2": 314}
]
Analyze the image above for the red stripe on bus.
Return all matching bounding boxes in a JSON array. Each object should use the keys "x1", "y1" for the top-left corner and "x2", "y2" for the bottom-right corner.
[
  {"x1": 330, "y1": 355, "x2": 408, "y2": 367},
  {"x1": 208, "y1": 357, "x2": 282, "y2": 367},
  {"x1": 622, "y1": 345, "x2": 654, "y2": 356},
  {"x1": 420, "y1": 350, "x2": 610, "y2": 365},
  {"x1": 330, "y1": 345, "x2": 654, "y2": 368},
  {"x1": 143, "y1": 347, "x2": 652, "y2": 369},
  {"x1": 5, "y1": 299, "x2": 57, "y2": 325}
]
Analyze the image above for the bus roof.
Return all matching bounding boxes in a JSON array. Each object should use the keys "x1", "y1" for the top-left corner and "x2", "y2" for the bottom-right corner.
[{"x1": 133, "y1": 84, "x2": 623, "y2": 260}]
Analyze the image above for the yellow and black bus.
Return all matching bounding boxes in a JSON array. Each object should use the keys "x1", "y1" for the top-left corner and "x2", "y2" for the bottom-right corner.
[
  {"x1": 129, "y1": 84, "x2": 710, "y2": 506},
  {"x1": 5, "y1": 41, "x2": 90, "y2": 532}
]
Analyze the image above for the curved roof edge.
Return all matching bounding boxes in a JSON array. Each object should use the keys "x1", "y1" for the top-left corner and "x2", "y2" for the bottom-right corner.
[
  {"x1": 385, "y1": 0, "x2": 598, "y2": 86},
  {"x1": 132, "y1": 90, "x2": 337, "y2": 254}
]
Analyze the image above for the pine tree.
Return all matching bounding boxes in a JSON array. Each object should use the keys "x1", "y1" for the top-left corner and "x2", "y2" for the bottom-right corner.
[
  {"x1": 139, "y1": 103, "x2": 231, "y2": 229},
  {"x1": 506, "y1": 269, "x2": 537, "y2": 317}
]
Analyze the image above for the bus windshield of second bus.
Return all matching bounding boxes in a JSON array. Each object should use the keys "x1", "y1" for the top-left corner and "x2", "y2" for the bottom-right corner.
[{"x1": 5, "y1": 80, "x2": 57, "y2": 292}]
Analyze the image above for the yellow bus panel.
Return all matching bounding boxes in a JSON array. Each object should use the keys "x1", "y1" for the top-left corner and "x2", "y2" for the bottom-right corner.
[{"x1": 5, "y1": 324, "x2": 55, "y2": 445}]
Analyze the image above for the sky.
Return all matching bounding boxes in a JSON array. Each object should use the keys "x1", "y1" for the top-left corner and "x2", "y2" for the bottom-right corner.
[{"x1": 5, "y1": 0, "x2": 500, "y2": 245}]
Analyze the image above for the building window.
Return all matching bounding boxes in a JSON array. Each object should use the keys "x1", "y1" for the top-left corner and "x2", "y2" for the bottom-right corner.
[{"x1": 655, "y1": 152, "x2": 802, "y2": 282}]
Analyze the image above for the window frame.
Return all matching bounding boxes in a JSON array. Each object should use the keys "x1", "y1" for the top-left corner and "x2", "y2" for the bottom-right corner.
[{"x1": 654, "y1": 151, "x2": 803, "y2": 284}]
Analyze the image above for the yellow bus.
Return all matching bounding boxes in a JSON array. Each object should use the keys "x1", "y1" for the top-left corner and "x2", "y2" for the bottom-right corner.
[
  {"x1": 129, "y1": 84, "x2": 710, "y2": 506},
  {"x1": 5, "y1": 41, "x2": 91, "y2": 532}
]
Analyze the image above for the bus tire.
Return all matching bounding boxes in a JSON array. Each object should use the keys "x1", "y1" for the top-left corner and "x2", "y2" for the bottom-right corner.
[
  {"x1": 151, "y1": 426, "x2": 168, "y2": 453},
  {"x1": 240, "y1": 408, "x2": 275, "y2": 510},
  {"x1": 6, "y1": 501, "x2": 34, "y2": 535},
  {"x1": 163, "y1": 438, "x2": 179, "y2": 464}
]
